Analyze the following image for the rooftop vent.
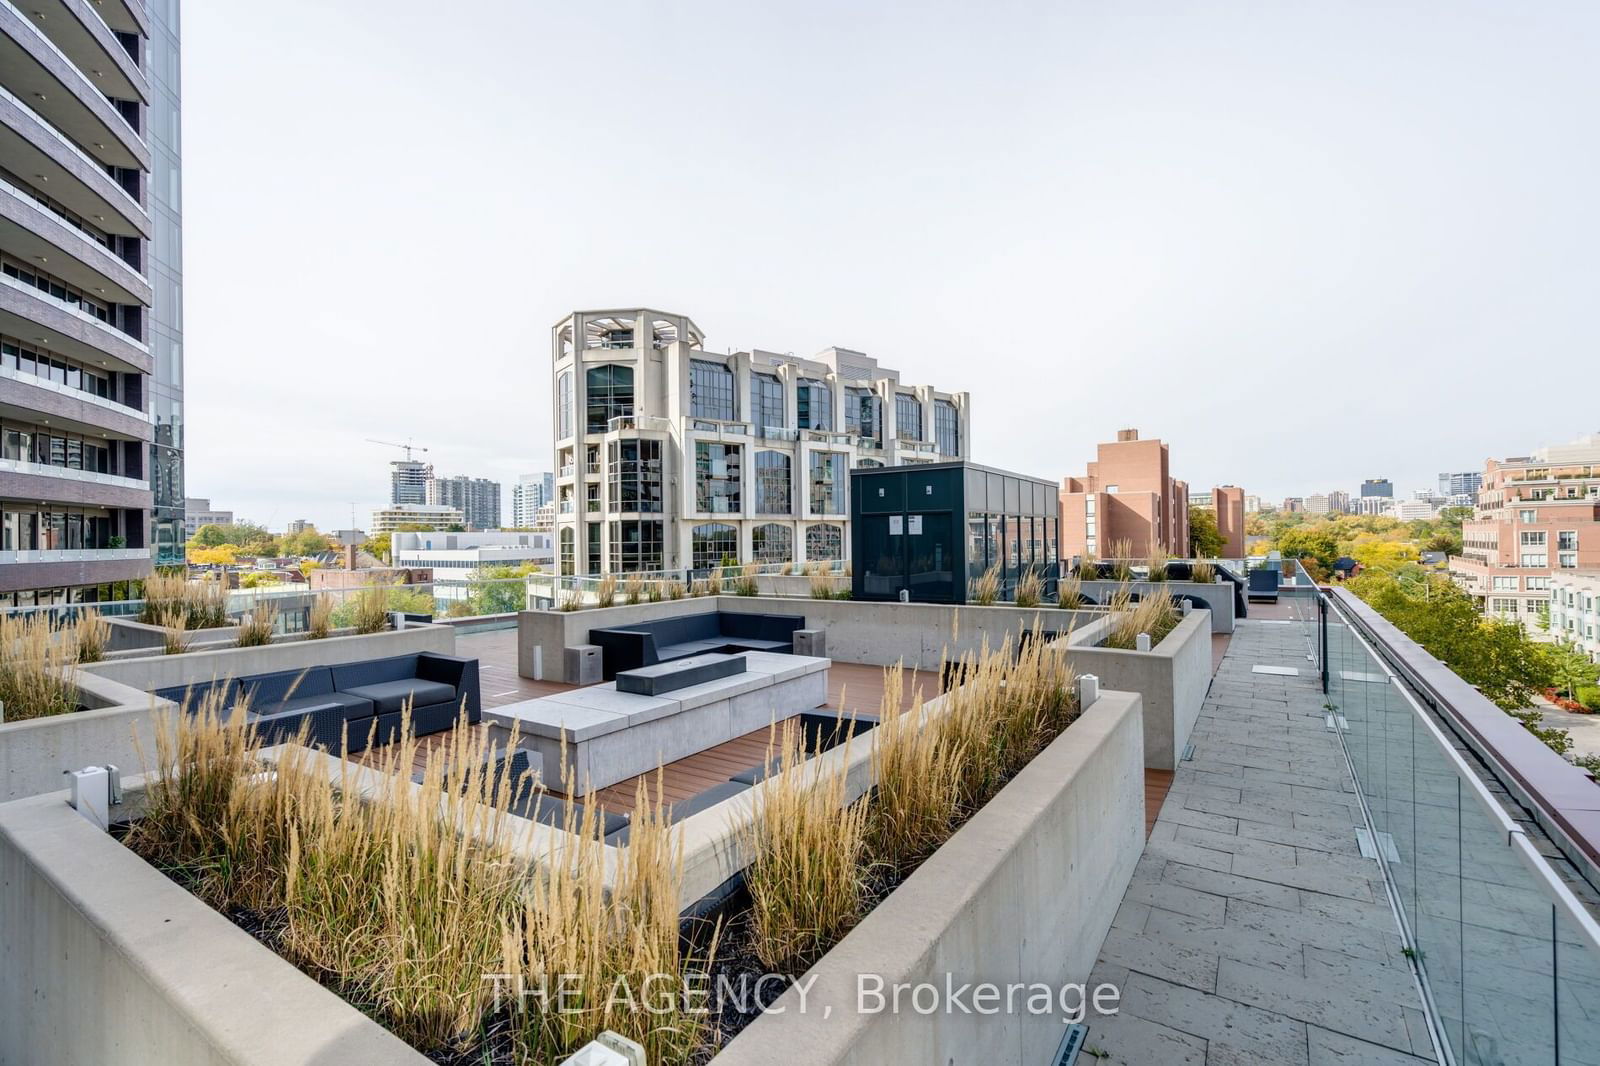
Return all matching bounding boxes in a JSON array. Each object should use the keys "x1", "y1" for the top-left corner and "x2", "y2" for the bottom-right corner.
[{"x1": 1117, "y1": 428, "x2": 1139, "y2": 441}]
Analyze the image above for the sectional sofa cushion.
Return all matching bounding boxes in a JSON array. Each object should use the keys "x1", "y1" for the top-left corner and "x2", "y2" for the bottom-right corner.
[{"x1": 338, "y1": 678, "x2": 456, "y2": 715}]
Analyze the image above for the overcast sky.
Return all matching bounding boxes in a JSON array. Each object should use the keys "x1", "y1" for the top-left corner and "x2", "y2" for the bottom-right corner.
[{"x1": 183, "y1": 1, "x2": 1600, "y2": 531}]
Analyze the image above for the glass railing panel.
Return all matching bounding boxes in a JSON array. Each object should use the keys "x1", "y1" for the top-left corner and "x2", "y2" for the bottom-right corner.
[
  {"x1": 1457, "y1": 828, "x2": 1556, "y2": 1063},
  {"x1": 1412, "y1": 772, "x2": 1464, "y2": 1056},
  {"x1": 1323, "y1": 589, "x2": 1600, "y2": 1065},
  {"x1": 1555, "y1": 901, "x2": 1600, "y2": 1063}
]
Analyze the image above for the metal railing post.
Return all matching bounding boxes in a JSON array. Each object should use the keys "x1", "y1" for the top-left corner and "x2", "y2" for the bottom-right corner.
[{"x1": 1319, "y1": 594, "x2": 1329, "y2": 693}]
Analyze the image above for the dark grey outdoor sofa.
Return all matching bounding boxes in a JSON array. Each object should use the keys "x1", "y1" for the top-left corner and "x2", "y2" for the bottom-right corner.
[
  {"x1": 588, "y1": 610, "x2": 805, "y2": 679},
  {"x1": 153, "y1": 652, "x2": 481, "y2": 755}
]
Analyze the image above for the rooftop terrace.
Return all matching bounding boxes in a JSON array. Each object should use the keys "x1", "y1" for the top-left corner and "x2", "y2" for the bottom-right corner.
[{"x1": 4, "y1": 563, "x2": 1600, "y2": 1063}]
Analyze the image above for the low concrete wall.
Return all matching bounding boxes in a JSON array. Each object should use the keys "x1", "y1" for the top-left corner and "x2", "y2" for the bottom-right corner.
[
  {"x1": 106, "y1": 615, "x2": 241, "y2": 653},
  {"x1": 0, "y1": 678, "x2": 164, "y2": 802},
  {"x1": 1081, "y1": 578, "x2": 1236, "y2": 633},
  {"x1": 716, "y1": 597, "x2": 1100, "y2": 671},
  {"x1": 708, "y1": 690, "x2": 1145, "y2": 1066},
  {"x1": 1063, "y1": 608, "x2": 1212, "y2": 771},
  {"x1": 99, "y1": 625, "x2": 364, "y2": 662},
  {"x1": 0, "y1": 627, "x2": 458, "y2": 802},
  {"x1": 0, "y1": 787, "x2": 429, "y2": 1065},
  {"x1": 81, "y1": 624, "x2": 454, "y2": 692},
  {"x1": 519, "y1": 598, "x2": 1102, "y2": 683}
]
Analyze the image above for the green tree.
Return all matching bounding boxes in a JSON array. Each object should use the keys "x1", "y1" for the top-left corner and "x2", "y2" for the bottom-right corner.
[
  {"x1": 1350, "y1": 571, "x2": 1554, "y2": 711},
  {"x1": 281, "y1": 527, "x2": 332, "y2": 557},
  {"x1": 1275, "y1": 526, "x2": 1340, "y2": 573},
  {"x1": 188, "y1": 521, "x2": 277, "y2": 555},
  {"x1": 1542, "y1": 638, "x2": 1600, "y2": 699},
  {"x1": 328, "y1": 585, "x2": 436, "y2": 627},
  {"x1": 1188, "y1": 505, "x2": 1225, "y2": 557},
  {"x1": 465, "y1": 563, "x2": 541, "y2": 615}
]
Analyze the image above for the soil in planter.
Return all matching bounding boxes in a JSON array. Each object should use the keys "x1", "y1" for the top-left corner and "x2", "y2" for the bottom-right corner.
[{"x1": 677, "y1": 846, "x2": 922, "y2": 1060}]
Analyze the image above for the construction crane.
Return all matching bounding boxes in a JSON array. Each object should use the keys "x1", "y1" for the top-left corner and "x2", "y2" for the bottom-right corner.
[{"x1": 366, "y1": 438, "x2": 429, "y2": 462}]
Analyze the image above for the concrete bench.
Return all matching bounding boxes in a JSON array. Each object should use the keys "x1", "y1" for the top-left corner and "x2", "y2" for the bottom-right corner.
[{"x1": 484, "y1": 651, "x2": 830, "y2": 794}]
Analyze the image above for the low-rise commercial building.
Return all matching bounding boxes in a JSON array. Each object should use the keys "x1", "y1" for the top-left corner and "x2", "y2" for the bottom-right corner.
[
  {"x1": 391, "y1": 530, "x2": 553, "y2": 609},
  {"x1": 369, "y1": 503, "x2": 463, "y2": 535},
  {"x1": 183, "y1": 499, "x2": 234, "y2": 539}
]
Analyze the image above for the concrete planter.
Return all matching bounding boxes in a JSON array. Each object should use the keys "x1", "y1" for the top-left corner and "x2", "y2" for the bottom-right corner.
[
  {"x1": 0, "y1": 626, "x2": 456, "y2": 802},
  {"x1": 0, "y1": 787, "x2": 428, "y2": 1065},
  {"x1": 0, "y1": 682, "x2": 1145, "y2": 1066},
  {"x1": 1062, "y1": 608, "x2": 1212, "y2": 771},
  {"x1": 80, "y1": 624, "x2": 454, "y2": 692},
  {"x1": 98, "y1": 625, "x2": 364, "y2": 662},
  {"x1": 1079, "y1": 578, "x2": 1237, "y2": 633},
  {"x1": 106, "y1": 615, "x2": 240, "y2": 653},
  {"x1": 518, "y1": 597, "x2": 1102, "y2": 683},
  {"x1": 707, "y1": 689, "x2": 1146, "y2": 1065}
]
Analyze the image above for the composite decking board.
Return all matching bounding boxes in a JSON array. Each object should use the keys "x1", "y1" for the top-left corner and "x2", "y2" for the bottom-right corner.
[{"x1": 1143, "y1": 768, "x2": 1174, "y2": 837}]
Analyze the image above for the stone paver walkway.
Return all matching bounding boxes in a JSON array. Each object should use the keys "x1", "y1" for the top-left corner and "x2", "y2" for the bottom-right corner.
[{"x1": 1085, "y1": 619, "x2": 1440, "y2": 1065}]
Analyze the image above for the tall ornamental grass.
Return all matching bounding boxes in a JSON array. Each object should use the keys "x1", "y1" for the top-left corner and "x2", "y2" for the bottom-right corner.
[
  {"x1": 235, "y1": 603, "x2": 277, "y2": 647},
  {"x1": 1103, "y1": 591, "x2": 1180, "y2": 650},
  {"x1": 0, "y1": 612, "x2": 78, "y2": 721},
  {"x1": 73, "y1": 609, "x2": 110, "y2": 663},
  {"x1": 744, "y1": 721, "x2": 872, "y2": 973},
  {"x1": 126, "y1": 698, "x2": 704, "y2": 1060},
  {"x1": 139, "y1": 570, "x2": 230, "y2": 629},
  {"x1": 744, "y1": 624, "x2": 1079, "y2": 973}
]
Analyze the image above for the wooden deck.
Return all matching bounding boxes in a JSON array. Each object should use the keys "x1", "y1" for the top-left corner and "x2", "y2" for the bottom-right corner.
[
  {"x1": 364, "y1": 628, "x2": 1182, "y2": 831},
  {"x1": 352, "y1": 654, "x2": 934, "y2": 816},
  {"x1": 1144, "y1": 768, "x2": 1174, "y2": 836}
]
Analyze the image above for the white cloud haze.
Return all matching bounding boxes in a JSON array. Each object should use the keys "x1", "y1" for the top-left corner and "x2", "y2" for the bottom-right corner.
[{"x1": 182, "y1": 0, "x2": 1600, "y2": 530}]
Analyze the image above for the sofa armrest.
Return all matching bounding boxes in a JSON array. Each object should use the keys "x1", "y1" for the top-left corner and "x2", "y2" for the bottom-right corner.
[
  {"x1": 418, "y1": 653, "x2": 480, "y2": 724},
  {"x1": 589, "y1": 629, "x2": 660, "y2": 679}
]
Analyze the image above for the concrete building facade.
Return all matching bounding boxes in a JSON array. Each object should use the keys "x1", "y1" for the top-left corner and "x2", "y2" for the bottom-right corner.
[
  {"x1": 1059, "y1": 429, "x2": 1189, "y2": 561},
  {"x1": 551, "y1": 308, "x2": 970, "y2": 575},
  {"x1": 369, "y1": 503, "x2": 463, "y2": 535},
  {"x1": 1439, "y1": 470, "x2": 1483, "y2": 507},
  {"x1": 389, "y1": 460, "x2": 430, "y2": 506},
  {"x1": 1549, "y1": 572, "x2": 1600, "y2": 663},
  {"x1": 510, "y1": 471, "x2": 553, "y2": 528},
  {"x1": 183, "y1": 498, "x2": 233, "y2": 539},
  {"x1": 1451, "y1": 433, "x2": 1600, "y2": 623},
  {"x1": 391, "y1": 530, "x2": 553, "y2": 609},
  {"x1": 1, "y1": 0, "x2": 182, "y2": 605},
  {"x1": 425, "y1": 474, "x2": 500, "y2": 531}
]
